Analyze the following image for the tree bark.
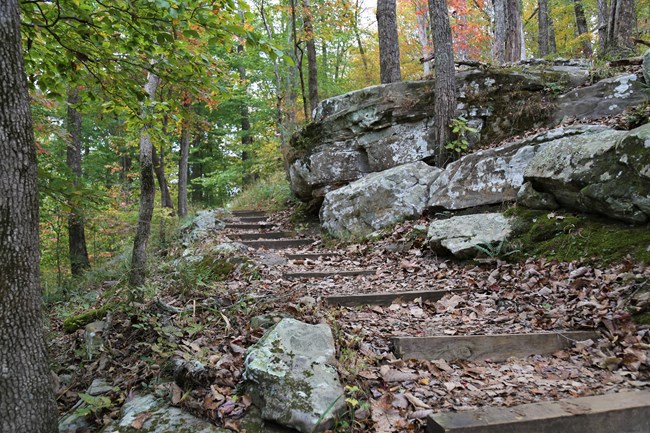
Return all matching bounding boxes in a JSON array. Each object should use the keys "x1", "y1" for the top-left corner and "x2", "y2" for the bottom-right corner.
[
  {"x1": 414, "y1": 0, "x2": 433, "y2": 76},
  {"x1": 66, "y1": 88, "x2": 91, "y2": 276},
  {"x1": 606, "y1": 0, "x2": 635, "y2": 56},
  {"x1": 492, "y1": 0, "x2": 506, "y2": 63},
  {"x1": 504, "y1": 0, "x2": 524, "y2": 62},
  {"x1": 377, "y1": 0, "x2": 401, "y2": 83},
  {"x1": 129, "y1": 72, "x2": 160, "y2": 288},
  {"x1": 538, "y1": 0, "x2": 550, "y2": 56},
  {"x1": 302, "y1": 0, "x2": 319, "y2": 115},
  {"x1": 353, "y1": 0, "x2": 369, "y2": 72},
  {"x1": 290, "y1": 0, "x2": 310, "y2": 120},
  {"x1": 573, "y1": 0, "x2": 593, "y2": 56},
  {"x1": 429, "y1": 0, "x2": 456, "y2": 167},
  {"x1": 0, "y1": 1, "x2": 58, "y2": 431},
  {"x1": 597, "y1": 0, "x2": 608, "y2": 52},
  {"x1": 549, "y1": 16, "x2": 557, "y2": 53},
  {"x1": 178, "y1": 121, "x2": 190, "y2": 218},
  {"x1": 151, "y1": 144, "x2": 174, "y2": 211}
]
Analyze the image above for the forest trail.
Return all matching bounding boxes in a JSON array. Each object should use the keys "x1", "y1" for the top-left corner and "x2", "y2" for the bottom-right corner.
[{"x1": 216, "y1": 210, "x2": 650, "y2": 432}]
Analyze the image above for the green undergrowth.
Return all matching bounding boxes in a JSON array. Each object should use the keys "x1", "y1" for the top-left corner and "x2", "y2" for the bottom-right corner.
[
  {"x1": 505, "y1": 206, "x2": 650, "y2": 265},
  {"x1": 229, "y1": 171, "x2": 296, "y2": 211}
]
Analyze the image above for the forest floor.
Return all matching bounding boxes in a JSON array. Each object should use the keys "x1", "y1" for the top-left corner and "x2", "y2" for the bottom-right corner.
[{"x1": 50, "y1": 207, "x2": 650, "y2": 432}]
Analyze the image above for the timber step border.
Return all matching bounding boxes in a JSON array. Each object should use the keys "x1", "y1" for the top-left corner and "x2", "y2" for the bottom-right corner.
[
  {"x1": 237, "y1": 216, "x2": 268, "y2": 223},
  {"x1": 285, "y1": 253, "x2": 342, "y2": 260},
  {"x1": 427, "y1": 390, "x2": 650, "y2": 433},
  {"x1": 229, "y1": 231, "x2": 295, "y2": 240},
  {"x1": 282, "y1": 270, "x2": 376, "y2": 279},
  {"x1": 240, "y1": 239, "x2": 316, "y2": 249},
  {"x1": 393, "y1": 331, "x2": 599, "y2": 362},
  {"x1": 224, "y1": 223, "x2": 273, "y2": 230},
  {"x1": 326, "y1": 289, "x2": 466, "y2": 307},
  {"x1": 230, "y1": 210, "x2": 266, "y2": 217}
]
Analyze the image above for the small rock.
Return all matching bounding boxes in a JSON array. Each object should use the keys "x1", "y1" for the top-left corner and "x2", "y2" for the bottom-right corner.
[{"x1": 298, "y1": 296, "x2": 317, "y2": 307}]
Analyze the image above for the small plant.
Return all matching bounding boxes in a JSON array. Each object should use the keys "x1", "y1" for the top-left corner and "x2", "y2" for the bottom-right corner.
[
  {"x1": 445, "y1": 116, "x2": 478, "y2": 154},
  {"x1": 473, "y1": 239, "x2": 519, "y2": 259}
]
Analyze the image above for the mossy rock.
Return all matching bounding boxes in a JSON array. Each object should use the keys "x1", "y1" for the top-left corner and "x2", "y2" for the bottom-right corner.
[
  {"x1": 505, "y1": 206, "x2": 650, "y2": 265},
  {"x1": 63, "y1": 303, "x2": 115, "y2": 334}
]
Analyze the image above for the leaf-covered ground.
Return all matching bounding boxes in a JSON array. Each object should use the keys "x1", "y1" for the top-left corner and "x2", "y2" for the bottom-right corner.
[{"x1": 50, "y1": 209, "x2": 650, "y2": 432}]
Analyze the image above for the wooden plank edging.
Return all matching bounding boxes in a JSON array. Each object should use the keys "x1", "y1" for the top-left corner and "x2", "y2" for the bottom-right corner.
[
  {"x1": 283, "y1": 270, "x2": 376, "y2": 279},
  {"x1": 326, "y1": 289, "x2": 466, "y2": 307}
]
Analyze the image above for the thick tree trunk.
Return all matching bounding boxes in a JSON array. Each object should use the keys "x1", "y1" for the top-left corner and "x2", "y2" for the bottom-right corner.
[
  {"x1": 0, "y1": 1, "x2": 58, "y2": 431},
  {"x1": 415, "y1": 0, "x2": 432, "y2": 76},
  {"x1": 573, "y1": 0, "x2": 593, "y2": 56},
  {"x1": 178, "y1": 122, "x2": 189, "y2": 218},
  {"x1": 129, "y1": 72, "x2": 160, "y2": 288},
  {"x1": 606, "y1": 0, "x2": 635, "y2": 56},
  {"x1": 377, "y1": 0, "x2": 401, "y2": 83},
  {"x1": 504, "y1": 0, "x2": 524, "y2": 62},
  {"x1": 151, "y1": 144, "x2": 174, "y2": 211},
  {"x1": 597, "y1": 0, "x2": 608, "y2": 51},
  {"x1": 429, "y1": 0, "x2": 456, "y2": 167},
  {"x1": 492, "y1": 0, "x2": 506, "y2": 63},
  {"x1": 66, "y1": 88, "x2": 91, "y2": 276},
  {"x1": 302, "y1": 0, "x2": 319, "y2": 115},
  {"x1": 538, "y1": 0, "x2": 550, "y2": 56}
]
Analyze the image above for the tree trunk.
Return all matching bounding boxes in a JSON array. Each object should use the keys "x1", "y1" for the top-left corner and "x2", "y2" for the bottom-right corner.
[
  {"x1": 302, "y1": 0, "x2": 319, "y2": 115},
  {"x1": 504, "y1": 0, "x2": 524, "y2": 62},
  {"x1": 0, "y1": 1, "x2": 58, "y2": 431},
  {"x1": 549, "y1": 17, "x2": 557, "y2": 53},
  {"x1": 377, "y1": 0, "x2": 401, "y2": 83},
  {"x1": 606, "y1": 0, "x2": 635, "y2": 56},
  {"x1": 492, "y1": 0, "x2": 506, "y2": 63},
  {"x1": 353, "y1": 0, "x2": 369, "y2": 72},
  {"x1": 178, "y1": 122, "x2": 189, "y2": 218},
  {"x1": 573, "y1": 0, "x2": 593, "y2": 56},
  {"x1": 414, "y1": 0, "x2": 432, "y2": 76},
  {"x1": 66, "y1": 88, "x2": 91, "y2": 276},
  {"x1": 129, "y1": 72, "x2": 160, "y2": 288},
  {"x1": 597, "y1": 0, "x2": 608, "y2": 51},
  {"x1": 237, "y1": 43, "x2": 255, "y2": 185},
  {"x1": 151, "y1": 144, "x2": 174, "y2": 211},
  {"x1": 429, "y1": 0, "x2": 456, "y2": 167},
  {"x1": 290, "y1": 0, "x2": 310, "y2": 120},
  {"x1": 538, "y1": 0, "x2": 550, "y2": 56}
]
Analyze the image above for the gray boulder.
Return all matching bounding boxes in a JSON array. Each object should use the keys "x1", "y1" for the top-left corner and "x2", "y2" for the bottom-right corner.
[
  {"x1": 182, "y1": 209, "x2": 227, "y2": 245},
  {"x1": 427, "y1": 125, "x2": 609, "y2": 211},
  {"x1": 524, "y1": 123, "x2": 650, "y2": 223},
  {"x1": 243, "y1": 318, "x2": 345, "y2": 433},
  {"x1": 320, "y1": 162, "x2": 441, "y2": 238},
  {"x1": 554, "y1": 74, "x2": 648, "y2": 123},
  {"x1": 428, "y1": 213, "x2": 513, "y2": 258},
  {"x1": 517, "y1": 181, "x2": 558, "y2": 210},
  {"x1": 101, "y1": 394, "x2": 228, "y2": 433}
]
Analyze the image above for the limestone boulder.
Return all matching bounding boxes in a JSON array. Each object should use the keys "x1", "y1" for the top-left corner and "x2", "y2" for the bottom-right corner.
[
  {"x1": 182, "y1": 209, "x2": 227, "y2": 245},
  {"x1": 427, "y1": 213, "x2": 513, "y2": 258},
  {"x1": 320, "y1": 161, "x2": 441, "y2": 238},
  {"x1": 427, "y1": 125, "x2": 609, "y2": 211},
  {"x1": 101, "y1": 394, "x2": 228, "y2": 433},
  {"x1": 524, "y1": 123, "x2": 650, "y2": 223},
  {"x1": 243, "y1": 318, "x2": 345, "y2": 433}
]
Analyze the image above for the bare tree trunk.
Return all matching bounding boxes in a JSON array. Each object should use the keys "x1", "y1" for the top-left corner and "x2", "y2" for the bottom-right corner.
[
  {"x1": 573, "y1": 0, "x2": 593, "y2": 56},
  {"x1": 415, "y1": 0, "x2": 432, "y2": 76},
  {"x1": 302, "y1": 0, "x2": 319, "y2": 115},
  {"x1": 505, "y1": 0, "x2": 524, "y2": 62},
  {"x1": 151, "y1": 144, "x2": 174, "y2": 211},
  {"x1": 129, "y1": 72, "x2": 160, "y2": 288},
  {"x1": 549, "y1": 17, "x2": 557, "y2": 53},
  {"x1": 429, "y1": 0, "x2": 456, "y2": 167},
  {"x1": 178, "y1": 122, "x2": 189, "y2": 218},
  {"x1": 290, "y1": 0, "x2": 310, "y2": 120},
  {"x1": 597, "y1": 0, "x2": 608, "y2": 51},
  {"x1": 492, "y1": 0, "x2": 506, "y2": 63},
  {"x1": 0, "y1": 2, "x2": 58, "y2": 431},
  {"x1": 377, "y1": 0, "x2": 401, "y2": 83},
  {"x1": 606, "y1": 0, "x2": 635, "y2": 56},
  {"x1": 538, "y1": 0, "x2": 550, "y2": 56},
  {"x1": 66, "y1": 88, "x2": 91, "y2": 276},
  {"x1": 237, "y1": 43, "x2": 255, "y2": 185},
  {"x1": 353, "y1": 0, "x2": 369, "y2": 72}
]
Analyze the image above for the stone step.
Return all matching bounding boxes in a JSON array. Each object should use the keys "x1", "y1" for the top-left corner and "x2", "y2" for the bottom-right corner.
[
  {"x1": 240, "y1": 239, "x2": 316, "y2": 250},
  {"x1": 283, "y1": 270, "x2": 376, "y2": 279},
  {"x1": 393, "y1": 331, "x2": 598, "y2": 362},
  {"x1": 237, "y1": 216, "x2": 268, "y2": 223},
  {"x1": 230, "y1": 231, "x2": 295, "y2": 240},
  {"x1": 427, "y1": 390, "x2": 650, "y2": 433},
  {"x1": 225, "y1": 223, "x2": 273, "y2": 230},
  {"x1": 285, "y1": 253, "x2": 342, "y2": 260},
  {"x1": 326, "y1": 289, "x2": 465, "y2": 307},
  {"x1": 231, "y1": 210, "x2": 267, "y2": 217}
]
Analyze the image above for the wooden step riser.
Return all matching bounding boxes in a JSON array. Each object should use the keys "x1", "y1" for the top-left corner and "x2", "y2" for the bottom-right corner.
[
  {"x1": 283, "y1": 270, "x2": 376, "y2": 279},
  {"x1": 327, "y1": 289, "x2": 465, "y2": 307},
  {"x1": 225, "y1": 224, "x2": 272, "y2": 230},
  {"x1": 231, "y1": 211, "x2": 267, "y2": 217},
  {"x1": 237, "y1": 217, "x2": 268, "y2": 223},
  {"x1": 428, "y1": 390, "x2": 650, "y2": 433},
  {"x1": 230, "y1": 232, "x2": 295, "y2": 240},
  {"x1": 240, "y1": 239, "x2": 315, "y2": 250},
  {"x1": 285, "y1": 253, "x2": 342, "y2": 260}
]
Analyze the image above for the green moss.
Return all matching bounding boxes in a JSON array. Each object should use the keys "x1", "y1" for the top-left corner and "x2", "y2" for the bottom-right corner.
[
  {"x1": 633, "y1": 312, "x2": 650, "y2": 325},
  {"x1": 505, "y1": 206, "x2": 650, "y2": 265},
  {"x1": 63, "y1": 303, "x2": 115, "y2": 334}
]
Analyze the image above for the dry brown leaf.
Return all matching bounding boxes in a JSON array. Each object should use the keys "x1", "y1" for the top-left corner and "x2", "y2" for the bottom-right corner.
[{"x1": 130, "y1": 411, "x2": 152, "y2": 429}]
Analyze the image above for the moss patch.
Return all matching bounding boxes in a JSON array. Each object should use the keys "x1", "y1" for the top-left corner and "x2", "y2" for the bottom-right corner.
[
  {"x1": 63, "y1": 303, "x2": 115, "y2": 334},
  {"x1": 504, "y1": 206, "x2": 650, "y2": 265}
]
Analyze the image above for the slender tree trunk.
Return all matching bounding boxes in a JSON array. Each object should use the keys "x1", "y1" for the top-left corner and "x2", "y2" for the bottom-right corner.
[
  {"x1": 353, "y1": 0, "x2": 369, "y2": 72},
  {"x1": 237, "y1": 43, "x2": 255, "y2": 185},
  {"x1": 415, "y1": 0, "x2": 432, "y2": 76},
  {"x1": 178, "y1": 121, "x2": 189, "y2": 218},
  {"x1": 429, "y1": 0, "x2": 456, "y2": 167},
  {"x1": 377, "y1": 0, "x2": 401, "y2": 83},
  {"x1": 189, "y1": 135, "x2": 203, "y2": 203},
  {"x1": 538, "y1": 0, "x2": 550, "y2": 56},
  {"x1": 151, "y1": 144, "x2": 174, "y2": 211},
  {"x1": 291, "y1": 0, "x2": 310, "y2": 120},
  {"x1": 549, "y1": 17, "x2": 557, "y2": 53},
  {"x1": 129, "y1": 72, "x2": 160, "y2": 288},
  {"x1": 0, "y1": 2, "x2": 58, "y2": 431},
  {"x1": 302, "y1": 0, "x2": 319, "y2": 114},
  {"x1": 573, "y1": 0, "x2": 593, "y2": 56},
  {"x1": 597, "y1": 0, "x2": 608, "y2": 51},
  {"x1": 66, "y1": 88, "x2": 91, "y2": 275},
  {"x1": 492, "y1": 0, "x2": 506, "y2": 63}
]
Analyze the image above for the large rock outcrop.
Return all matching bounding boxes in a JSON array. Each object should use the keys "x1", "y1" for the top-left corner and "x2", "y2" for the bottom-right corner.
[
  {"x1": 427, "y1": 213, "x2": 513, "y2": 258},
  {"x1": 243, "y1": 318, "x2": 345, "y2": 433},
  {"x1": 320, "y1": 161, "x2": 441, "y2": 238},
  {"x1": 524, "y1": 123, "x2": 650, "y2": 223},
  {"x1": 287, "y1": 63, "x2": 648, "y2": 205}
]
